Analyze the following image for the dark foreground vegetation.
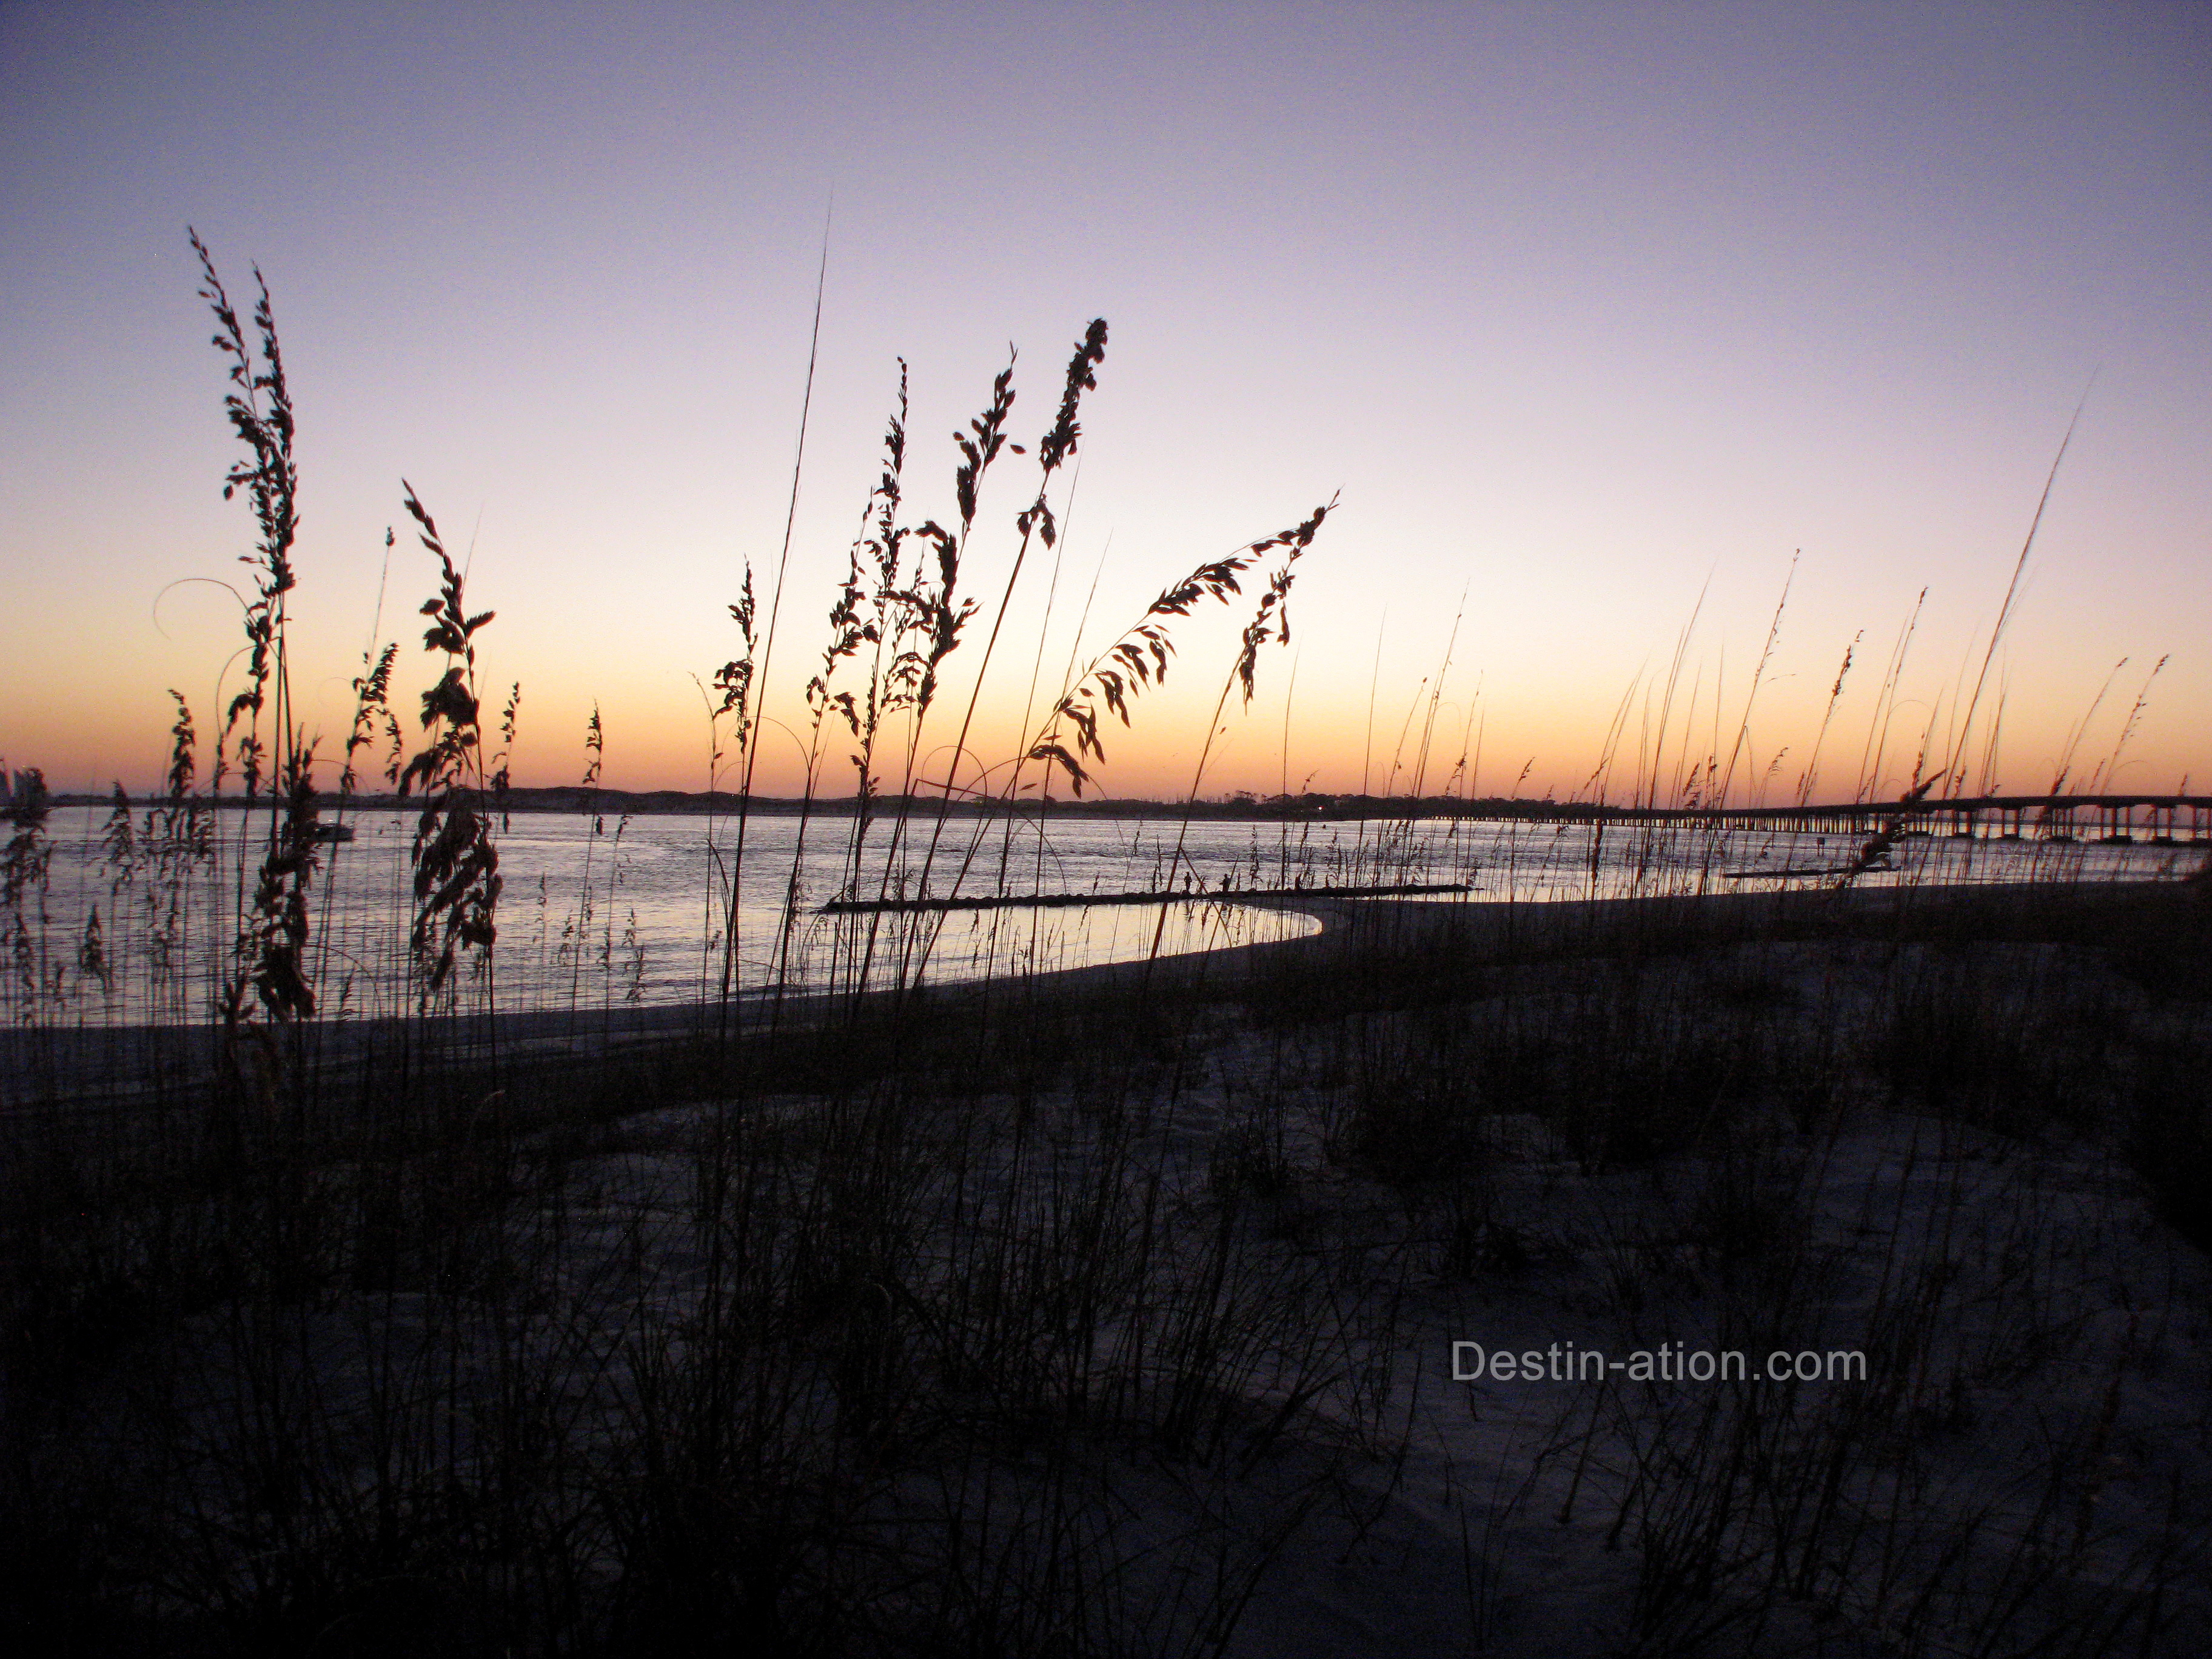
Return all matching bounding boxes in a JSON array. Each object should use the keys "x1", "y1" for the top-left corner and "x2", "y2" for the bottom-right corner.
[
  {"x1": 8, "y1": 235, "x2": 2209, "y2": 1655},
  {"x1": 5, "y1": 879, "x2": 2210, "y2": 1655}
]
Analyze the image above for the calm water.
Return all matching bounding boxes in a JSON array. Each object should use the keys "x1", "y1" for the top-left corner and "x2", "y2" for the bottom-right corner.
[{"x1": 16, "y1": 803, "x2": 2199, "y2": 1025}]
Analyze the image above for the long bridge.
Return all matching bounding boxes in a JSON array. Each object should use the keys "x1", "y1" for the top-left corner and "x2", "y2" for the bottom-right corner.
[{"x1": 1499, "y1": 794, "x2": 2212, "y2": 843}]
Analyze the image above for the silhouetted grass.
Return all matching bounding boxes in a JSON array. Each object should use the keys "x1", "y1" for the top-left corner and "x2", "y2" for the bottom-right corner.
[{"x1": 2, "y1": 241, "x2": 2208, "y2": 1658}]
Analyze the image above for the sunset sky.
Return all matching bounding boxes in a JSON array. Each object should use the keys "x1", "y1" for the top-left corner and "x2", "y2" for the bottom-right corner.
[{"x1": 4, "y1": 2, "x2": 2207, "y2": 805}]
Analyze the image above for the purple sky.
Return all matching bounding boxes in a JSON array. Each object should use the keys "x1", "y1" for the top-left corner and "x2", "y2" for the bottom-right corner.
[{"x1": 4, "y1": 2, "x2": 2207, "y2": 802}]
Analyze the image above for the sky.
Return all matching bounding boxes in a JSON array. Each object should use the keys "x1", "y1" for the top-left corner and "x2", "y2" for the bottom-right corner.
[{"x1": 2, "y1": 1, "x2": 2207, "y2": 805}]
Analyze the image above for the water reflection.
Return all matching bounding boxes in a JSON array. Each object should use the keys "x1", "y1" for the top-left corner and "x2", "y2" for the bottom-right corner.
[{"x1": 22, "y1": 806, "x2": 2197, "y2": 1025}]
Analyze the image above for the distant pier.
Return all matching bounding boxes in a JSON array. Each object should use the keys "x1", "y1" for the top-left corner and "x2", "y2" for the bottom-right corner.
[{"x1": 1509, "y1": 794, "x2": 2212, "y2": 845}]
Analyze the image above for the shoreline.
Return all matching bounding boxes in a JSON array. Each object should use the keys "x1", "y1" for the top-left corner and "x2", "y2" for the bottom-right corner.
[{"x1": 6, "y1": 875, "x2": 2194, "y2": 1111}]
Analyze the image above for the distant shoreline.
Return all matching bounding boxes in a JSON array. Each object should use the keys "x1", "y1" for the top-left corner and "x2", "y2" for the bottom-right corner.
[
  {"x1": 45, "y1": 784, "x2": 2212, "y2": 829},
  {"x1": 39, "y1": 786, "x2": 1587, "y2": 822}
]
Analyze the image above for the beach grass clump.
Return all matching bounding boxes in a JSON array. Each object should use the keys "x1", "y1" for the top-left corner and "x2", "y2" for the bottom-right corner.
[
  {"x1": 1869, "y1": 939, "x2": 2133, "y2": 1140},
  {"x1": 2127, "y1": 1034, "x2": 2212, "y2": 1253},
  {"x1": 395, "y1": 486, "x2": 503, "y2": 1003},
  {"x1": 1, "y1": 766, "x2": 55, "y2": 1025},
  {"x1": 189, "y1": 233, "x2": 327, "y2": 1091},
  {"x1": 1321, "y1": 950, "x2": 1790, "y2": 1187}
]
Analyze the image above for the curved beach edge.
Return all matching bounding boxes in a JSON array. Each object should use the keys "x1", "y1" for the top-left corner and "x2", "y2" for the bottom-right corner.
[{"x1": 8, "y1": 876, "x2": 2198, "y2": 1110}]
